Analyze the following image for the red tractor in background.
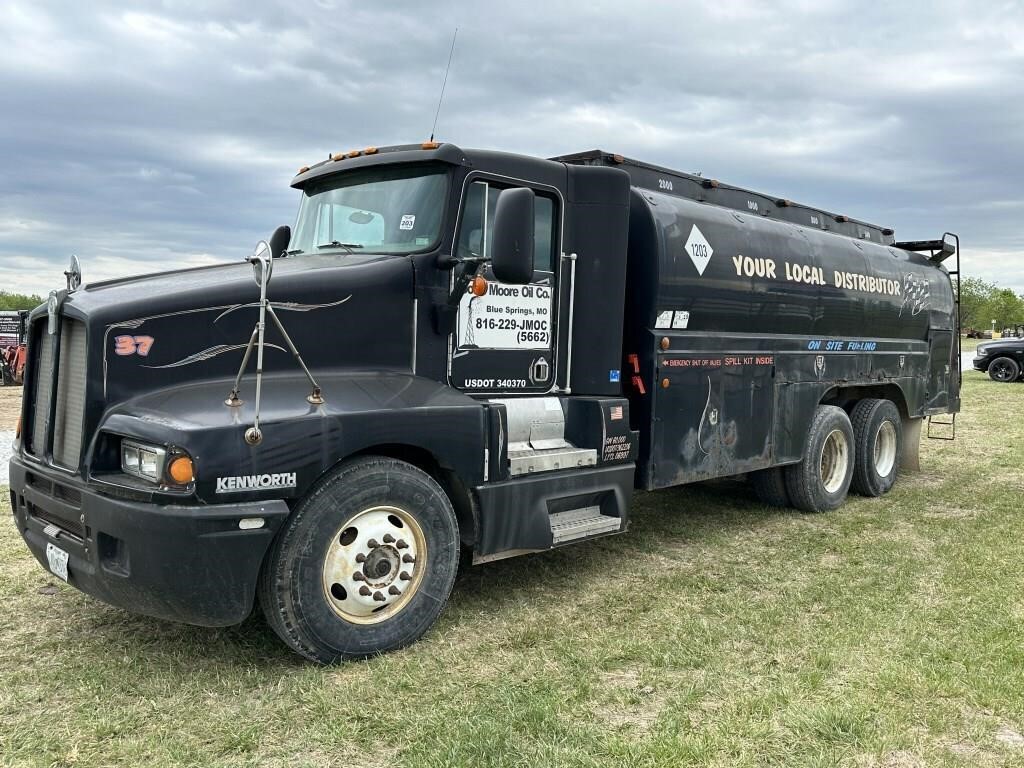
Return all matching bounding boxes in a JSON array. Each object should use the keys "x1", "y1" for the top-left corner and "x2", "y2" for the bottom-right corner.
[{"x1": 0, "y1": 310, "x2": 28, "y2": 386}]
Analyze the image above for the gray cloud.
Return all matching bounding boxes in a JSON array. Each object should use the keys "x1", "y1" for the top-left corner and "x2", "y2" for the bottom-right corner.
[{"x1": 1, "y1": 0, "x2": 1021, "y2": 296}]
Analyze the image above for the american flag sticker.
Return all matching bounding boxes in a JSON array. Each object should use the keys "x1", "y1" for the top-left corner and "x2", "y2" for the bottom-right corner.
[{"x1": 609, "y1": 405, "x2": 623, "y2": 421}]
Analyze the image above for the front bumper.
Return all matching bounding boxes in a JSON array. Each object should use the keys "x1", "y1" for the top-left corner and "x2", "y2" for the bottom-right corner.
[
  {"x1": 972, "y1": 356, "x2": 987, "y2": 371},
  {"x1": 8, "y1": 456, "x2": 290, "y2": 627}
]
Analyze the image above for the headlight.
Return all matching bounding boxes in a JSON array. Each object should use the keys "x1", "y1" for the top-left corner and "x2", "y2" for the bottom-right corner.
[
  {"x1": 121, "y1": 439, "x2": 167, "y2": 482},
  {"x1": 976, "y1": 345, "x2": 989, "y2": 355}
]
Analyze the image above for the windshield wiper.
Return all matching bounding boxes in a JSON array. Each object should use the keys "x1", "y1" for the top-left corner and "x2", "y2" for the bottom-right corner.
[
  {"x1": 283, "y1": 248, "x2": 304, "y2": 256},
  {"x1": 317, "y1": 241, "x2": 364, "y2": 253}
]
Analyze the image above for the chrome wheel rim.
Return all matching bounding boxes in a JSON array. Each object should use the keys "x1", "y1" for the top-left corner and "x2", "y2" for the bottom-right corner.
[
  {"x1": 819, "y1": 428, "x2": 849, "y2": 494},
  {"x1": 873, "y1": 420, "x2": 898, "y2": 477},
  {"x1": 321, "y1": 505, "x2": 426, "y2": 625}
]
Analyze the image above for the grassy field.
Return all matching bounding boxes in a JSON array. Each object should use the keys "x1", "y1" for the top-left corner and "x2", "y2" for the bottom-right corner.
[{"x1": 2, "y1": 373, "x2": 1023, "y2": 767}]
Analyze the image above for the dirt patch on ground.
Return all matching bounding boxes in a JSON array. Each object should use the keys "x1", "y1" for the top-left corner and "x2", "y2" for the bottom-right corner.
[
  {"x1": 0, "y1": 386, "x2": 22, "y2": 427},
  {"x1": 591, "y1": 668, "x2": 669, "y2": 734}
]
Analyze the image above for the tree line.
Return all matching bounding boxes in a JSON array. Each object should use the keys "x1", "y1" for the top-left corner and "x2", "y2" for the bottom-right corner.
[
  {"x1": 0, "y1": 290, "x2": 44, "y2": 311},
  {"x1": 956, "y1": 278, "x2": 1024, "y2": 333}
]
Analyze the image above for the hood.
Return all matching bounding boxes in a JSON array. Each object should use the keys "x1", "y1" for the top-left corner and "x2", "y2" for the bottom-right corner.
[
  {"x1": 63, "y1": 253, "x2": 396, "y2": 325},
  {"x1": 46, "y1": 253, "x2": 415, "y2": 409}
]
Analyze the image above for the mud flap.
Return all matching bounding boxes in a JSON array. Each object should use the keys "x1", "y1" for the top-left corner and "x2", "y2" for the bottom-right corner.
[{"x1": 900, "y1": 416, "x2": 922, "y2": 472}]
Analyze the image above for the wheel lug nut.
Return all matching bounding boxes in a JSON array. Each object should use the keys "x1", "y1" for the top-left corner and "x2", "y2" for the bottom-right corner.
[
  {"x1": 355, "y1": 553, "x2": 366, "y2": 563},
  {"x1": 352, "y1": 572, "x2": 365, "y2": 581},
  {"x1": 396, "y1": 539, "x2": 409, "y2": 549},
  {"x1": 383, "y1": 534, "x2": 395, "y2": 543},
  {"x1": 367, "y1": 539, "x2": 379, "y2": 548},
  {"x1": 359, "y1": 585, "x2": 372, "y2": 596},
  {"x1": 388, "y1": 586, "x2": 401, "y2": 596},
  {"x1": 399, "y1": 571, "x2": 411, "y2": 581},
  {"x1": 402, "y1": 554, "x2": 416, "y2": 564},
  {"x1": 372, "y1": 591, "x2": 386, "y2": 602}
]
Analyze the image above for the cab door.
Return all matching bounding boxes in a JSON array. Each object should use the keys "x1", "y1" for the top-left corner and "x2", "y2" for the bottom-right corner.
[{"x1": 448, "y1": 178, "x2": 561, "y2": 395}]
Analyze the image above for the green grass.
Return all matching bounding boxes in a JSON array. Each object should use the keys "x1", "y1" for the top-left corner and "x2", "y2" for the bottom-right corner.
[{"x1": 2, "y1": 373, "x2": 1024, "y2": 767}]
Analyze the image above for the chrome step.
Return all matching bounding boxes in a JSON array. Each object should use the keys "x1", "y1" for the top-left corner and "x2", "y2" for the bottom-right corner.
[
  {"x1": 508, "y1": 446, "x2": 597, "y2": 476},
  {"x1": 549, "y1": 506, "x2": 621, "y2": 544}
]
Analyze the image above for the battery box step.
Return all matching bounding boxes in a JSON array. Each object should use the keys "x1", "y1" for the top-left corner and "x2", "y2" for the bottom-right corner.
[
  {"x1": 508, "y1": 446, "x2": 597, "y2": 477},
  {"x1": 549, "y1": 506, "x2": 622, "y2": 544}
]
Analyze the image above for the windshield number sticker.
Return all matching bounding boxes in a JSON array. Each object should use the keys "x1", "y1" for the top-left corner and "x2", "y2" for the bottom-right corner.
[
  {"x1": 400, "y1": 214, "x2": 416, "y2": 230},
  {"x1": 114, "y1": 335, "x2": 155, "y2": 357}
]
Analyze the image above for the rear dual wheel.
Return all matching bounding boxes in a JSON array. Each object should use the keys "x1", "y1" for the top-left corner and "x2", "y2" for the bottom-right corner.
[
  {"x1": 785, "y1": 405, "x2": 855, "y2": 513},
  {"x1": 780, "y1": 400, "x2": 901, "y2": 512},
  {"x1": 849, "y1": 398, "x2": 902, "y2": 497},
  {"x1": 259, "y1": 457, "x2": 460, "y2": 664}
]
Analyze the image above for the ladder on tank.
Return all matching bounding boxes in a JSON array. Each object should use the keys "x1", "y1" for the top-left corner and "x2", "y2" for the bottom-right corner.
[{"x1": 894, "y1": 233, "x2": 960, "y2": 441}]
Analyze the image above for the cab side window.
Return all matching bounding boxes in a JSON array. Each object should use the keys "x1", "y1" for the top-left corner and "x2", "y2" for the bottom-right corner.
[{"x1": 457, "y1": 181, "x2": 556, "y2": 273}]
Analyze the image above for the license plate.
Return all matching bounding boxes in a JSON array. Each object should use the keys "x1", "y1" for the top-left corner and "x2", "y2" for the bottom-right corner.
[{"x1": 45, "y1": 543, "x2": 69, "y2": 582}]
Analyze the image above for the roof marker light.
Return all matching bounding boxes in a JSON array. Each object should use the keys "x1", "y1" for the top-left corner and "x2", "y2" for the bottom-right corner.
[
  {"x1": 331, "y1": 152, "x2": 346, "y2": 161},
  {"x1": 297, "y1": 166, "x2": 310, "y2": 174},
  {"x1": 346, "y1": 150, "x2": 361, "y2": 158},
  {"x1": 702, "y1": 179, "x2": 720, "y2": 189},
  {"x1": 363, "y1": 146, "x2": 378, "y2": 155},
  {"x1": 422, "y1": 141, "x2": 440, "y2": 150}
]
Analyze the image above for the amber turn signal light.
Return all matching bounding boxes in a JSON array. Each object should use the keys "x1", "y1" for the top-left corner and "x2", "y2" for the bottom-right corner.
[
  {"x1": 15, "y1": 415, "x2": 22, "y2": 440},
  {"x1": 168, "y1": 455, "x2": 194, "y2": 484},
  {"x1": 471, "y1": 275, "x2": 488, "y2": 297}
]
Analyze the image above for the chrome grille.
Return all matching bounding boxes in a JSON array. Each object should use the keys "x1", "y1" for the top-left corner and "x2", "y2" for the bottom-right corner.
[
  {"x1": 27, "y1": 316, "x2": 87, "y2": 469},
  {"x1": 29, "y1": 321, "x2": 54, "y2": 457},
  {"x1": 53, "y1": 318, "x2": 87, "y2": 468}
]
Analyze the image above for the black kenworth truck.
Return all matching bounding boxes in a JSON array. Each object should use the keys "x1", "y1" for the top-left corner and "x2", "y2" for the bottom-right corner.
[{"x1": 9, "y1": 143, "x2": 960, "y2": 662}]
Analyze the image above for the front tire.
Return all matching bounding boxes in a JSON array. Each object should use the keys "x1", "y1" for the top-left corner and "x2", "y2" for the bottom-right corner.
[
  {"x1": 784, "y1": 405, "x2": 855, "y2": 513},
  {"x1": 258, "y1": 456, "x2": 460, "y2": 663},
  {"x1": 988, "y1": 356, "x2": 1020, "y2": 383},
  {"x1": 849, "y1": 399, "x2": 902, "y2": 497}
]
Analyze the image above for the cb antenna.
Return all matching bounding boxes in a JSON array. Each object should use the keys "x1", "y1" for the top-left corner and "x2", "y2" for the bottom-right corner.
[{"x1": 429, "y1": 27, "x2": 458, "y2": 143}]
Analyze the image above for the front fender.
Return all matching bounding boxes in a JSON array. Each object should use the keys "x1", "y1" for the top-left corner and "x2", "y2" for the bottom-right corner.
[{"x1": 94, "y1": 371, "x2": 486, "y2": 503}]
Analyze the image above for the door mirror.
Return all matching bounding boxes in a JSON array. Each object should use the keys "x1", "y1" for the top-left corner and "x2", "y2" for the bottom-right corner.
[
  {"x1": 490, "y1": 187, "x2": 535, "y2": 284},
  {"x1": 269, "y1": 224, "x2": 291, "y2": 259}
]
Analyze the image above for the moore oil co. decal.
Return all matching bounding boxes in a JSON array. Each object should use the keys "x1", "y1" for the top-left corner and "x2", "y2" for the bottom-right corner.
[{"x1": 457, "y1": 281, "x2": 553, "y2": 350}]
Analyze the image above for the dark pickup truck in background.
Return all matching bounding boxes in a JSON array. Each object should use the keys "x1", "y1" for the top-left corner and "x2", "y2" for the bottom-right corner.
[{"x1": 973, "y1": 338, "x2": 1024, "y2": 382}]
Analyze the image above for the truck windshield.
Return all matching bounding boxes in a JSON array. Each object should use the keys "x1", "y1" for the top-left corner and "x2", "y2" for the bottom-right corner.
[{"x1": 290, "y1": 164, "x2": 448, "y2": 255}]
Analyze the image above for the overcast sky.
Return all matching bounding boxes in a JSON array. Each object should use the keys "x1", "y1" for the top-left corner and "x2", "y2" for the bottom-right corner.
[{"x1": 1, "y1": 0, "x2": 1021, "y2": 298}]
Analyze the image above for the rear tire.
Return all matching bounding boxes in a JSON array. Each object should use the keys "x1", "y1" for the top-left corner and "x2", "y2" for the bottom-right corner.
[
  {"x1": 988, "y1": 356, "x2": 1020, "y2": 383},
  {"x1": 258, "y1": 456, "x2": 460, "y2": 664},
  {"x1": 784, "y1": 405, "x2": 855, "y2": 513},
  {"x1": 850, "y1": 399, "x2": 902, "y2": 497},
  {"x1": 750, "y1": 467, "x2": 791, "y2": 508}
]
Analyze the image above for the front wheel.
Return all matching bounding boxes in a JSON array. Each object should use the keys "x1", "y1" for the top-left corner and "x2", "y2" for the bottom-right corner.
[
  {"x1": 784, "y1": 405, "x2": 855, "y2": 513},
  {"x1": 988, "y1": 356, "x2": 1020, "y2": 383},
  {"x1": 258, "y1": 456, "x2": 460, "y2": 663}
]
